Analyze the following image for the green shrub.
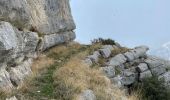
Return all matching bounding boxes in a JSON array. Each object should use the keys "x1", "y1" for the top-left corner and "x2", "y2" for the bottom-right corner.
[
  {"x1": 91, "y1": 38, "x2": 115, "y2": 45},
  {"x1": 135, "y1": 76, "x2": 170, "y2": 100}
]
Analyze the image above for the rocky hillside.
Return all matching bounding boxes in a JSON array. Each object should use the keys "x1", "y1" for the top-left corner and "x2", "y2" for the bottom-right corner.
[
  {"x1": 0, "y1": 0, "x2": 75, "y2": 94},
  {"x1": 1, "y1": 0, "x2": 170, "y2": 100},
  {"x1": 2, "y1": 42, "x2": 139, "y2": 100},
  {"x1": 3, "y1": 41, "x2": 170, "y2": 100},
  {"x1": 84, "y1": 42, "x2": 170, "y2": 89}
]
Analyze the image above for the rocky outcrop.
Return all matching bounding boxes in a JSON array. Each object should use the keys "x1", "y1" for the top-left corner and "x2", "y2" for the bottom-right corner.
[
  {"x1": 0, "y1": 0, "x2": 75, "y2": 35},
  {"x1": 84, "y1": 44, "x2": 170, "y2": 90},
  {"x1": 0, "y1": 0, "x2": 75, "y2": 93}
]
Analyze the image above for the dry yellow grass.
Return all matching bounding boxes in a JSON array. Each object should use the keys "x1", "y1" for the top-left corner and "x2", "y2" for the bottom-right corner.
[
  {"x1": 53, "y1": 48, "x2": 140, "y2": 100},
  {"x1": 31, "y1": 54, "x2": 54, "y2": 75},
  {"x1": 111, "y1": 47, "x2": 130, "y2": 57},
  {"x1": 11, "y1": 42, "x2": 140, "y2": 100}
]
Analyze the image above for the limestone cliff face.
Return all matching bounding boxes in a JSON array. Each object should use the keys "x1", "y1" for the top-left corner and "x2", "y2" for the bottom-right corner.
[
  {"x1": 0, "y1": 0, "x2": 75, "y2": 93},
  {"x1": 0, "y1": 0, "x2": 75, "y2": 34}
]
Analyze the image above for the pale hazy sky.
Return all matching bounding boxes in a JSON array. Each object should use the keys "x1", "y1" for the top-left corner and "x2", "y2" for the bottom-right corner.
[{"x1": 70, "y1": 0, "x2": 170, "y2": 50}]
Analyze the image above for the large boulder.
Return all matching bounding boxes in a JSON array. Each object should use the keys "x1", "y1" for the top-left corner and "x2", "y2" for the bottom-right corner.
[
  {"x1": 124, "y1": 46, "x2": 149, "y2": 61},
  {"x1": 0, "y1": 22, "x2": 18, "y2": 63},
  {"x1": 108, "y1": 54, "x2": 127, "y2": 66},
  {"x1": 99, "y1": 48, "x2": 112, "y2": 58},
  {"x1": 42, "y1": 31, "x2": 75, "y2": 50},
  {"x1": 124, "y1": 52, "x2": 135, "y2": 62},
  {"x1": 136, "y1": 63, "x2": 148, "y2": 73},
  {"x1": 145, "y1": 56, "x2": 165, "y2": 69},
  {"x1": 0, "y1": 0, "x2": 76, "y2": 94},
  {"x1": 121, "y1": 70, "x2": 136, "y2": 85},
  {"x1": 0, "y1": 0, "x2": 75, "y2": 35},
  {"x1": 0, "y1": 21, "x2": 39, "y2": 64}
]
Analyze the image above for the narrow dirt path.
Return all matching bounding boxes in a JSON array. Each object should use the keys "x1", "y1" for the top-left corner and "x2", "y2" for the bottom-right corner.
[{"x1": 15, "y1": 44, "x2": 89, "y2": 100}]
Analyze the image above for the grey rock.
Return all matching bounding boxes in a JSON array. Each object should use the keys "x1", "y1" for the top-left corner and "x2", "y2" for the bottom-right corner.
[
  {"x1": 0, "y1": 21, "x2": 39, "y2": 67},
  {"x1": 124, "y1": 52, "x2": 135, "y2": 62},
  {"x1": 133, "y1": 46, "x2": 149, "y2": 58},
  {"x1": 140, "y1": 70, "x2": 152, "y2": 81},
  {"x1": 115, "y1": 42, "x2": 121, "y2": 48},
  {"x1": 93, "y1": 51, "x2": 101, "y2": 57},
  {"x1": 6, "y1": 96, "x2": 17, "y2": 100},
  {"x1": 0, "y1": 68, "x2": 14, "y2": 93},
  {"x1": 9, "y1": 59, "x2": 33, "y2": 86},
  {"x1": 0, "y1": 21, "x2": 18, "y2": 63},
  {"x1": 136, "y1": 63, "x2": 148, "y2": 73},
  {"x1": 42, "y1": 31, "x2": 76, "y2": 50},
  {"x1": 23, "y1": 32, "x2": 39, "y2": 54},
  {"x1": 150, "y1": 65, "x2": 166, "y2": 76},
  {"x1": 99, "y1": 48, "x2": 111, "y2": 58},
  {"x1": 0, "y1": 0, "x2": 75, "y2": 35},
  {"x1": 124, "y1": 46, "x2": 149, "y2": 61},
  {"x1": 79, "y1": 90, "x2": 96, "y2": 100},
  {"x1": 145, "y1": 56, "x2": 164, "y2": 69},
  {"x1": 84, "y1": 58, "x2": 93, "y2": 66},
  {"x1": 87, "y1": 51, "x2": 100, "y2": 63},
  {"x1": 121, "y1": 71, "x2": 136, "y2": 85},
  {"x1": 102, "y1": 45, "x2": 114, "y2": 51},
  {"x1": 108, "y1": 54, "x2": 127, "y2": 66},
  {"x1": 101, "y1": 66, "x2": 115, "y2": 78}
]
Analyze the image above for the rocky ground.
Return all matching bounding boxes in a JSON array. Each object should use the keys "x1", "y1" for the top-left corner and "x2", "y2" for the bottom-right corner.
[
  {"x1": 1, "y1": 1, "x2": 170, "y2": 100},
  {"x1": 2, "y1": 41, "x2": 170, "y2": 100},
  {"x1": 84, "y1": 42, "x2": 170, "y2": 93}
]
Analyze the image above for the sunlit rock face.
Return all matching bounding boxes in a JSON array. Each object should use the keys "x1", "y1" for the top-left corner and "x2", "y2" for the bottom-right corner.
[
  {"x1": 0, "y1": 0, "x2": 76, "y2": 93},
  {"x1": 0, "y1": 0, "x2": 75, "y2": 35}
]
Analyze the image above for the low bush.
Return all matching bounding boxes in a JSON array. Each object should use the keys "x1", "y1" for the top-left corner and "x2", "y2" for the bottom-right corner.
[
  {"x1": 134, "y1": 76, "x2": 170, "y2": 100},
  {"x1": 91, "y1": 38, "x2": 115, "y2": 45}
]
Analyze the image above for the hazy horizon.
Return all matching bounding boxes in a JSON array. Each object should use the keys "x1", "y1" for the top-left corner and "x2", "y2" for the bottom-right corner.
[{"x1": 70, "y1": 0, "x2": 170, "y2": 51}]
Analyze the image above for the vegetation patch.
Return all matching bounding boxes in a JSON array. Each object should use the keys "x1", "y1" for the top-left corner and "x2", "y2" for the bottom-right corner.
[
  {"x1": 133, "y1": 75, "x2": 170, "y2": 100},
  {"x1": 111, "y1": 47, "x2": 130, "y2": 57},
  {"x1": 91, "y1": 38, "x2": 116, "y2": 45}
]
